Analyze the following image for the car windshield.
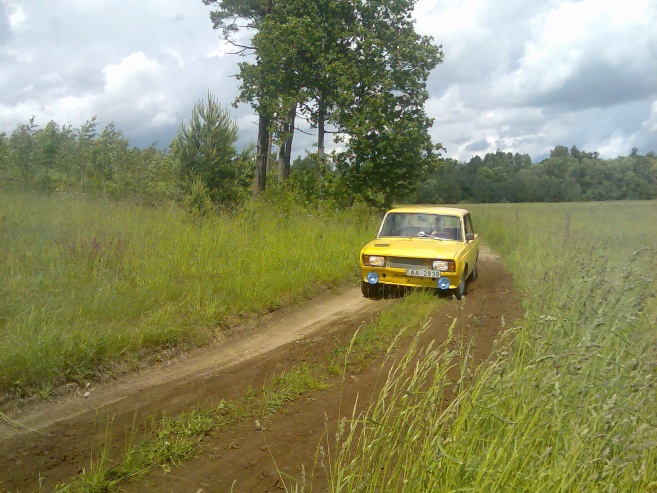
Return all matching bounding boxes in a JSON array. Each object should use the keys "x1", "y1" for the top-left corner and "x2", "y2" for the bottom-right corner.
[{"x1": 378, "y1": 212, "x2": 462, "y2": 240}]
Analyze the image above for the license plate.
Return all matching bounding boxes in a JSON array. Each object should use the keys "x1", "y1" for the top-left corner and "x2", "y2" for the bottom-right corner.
[{"x1": 405, "y1": 268, "x2": 441, "y2": 278}]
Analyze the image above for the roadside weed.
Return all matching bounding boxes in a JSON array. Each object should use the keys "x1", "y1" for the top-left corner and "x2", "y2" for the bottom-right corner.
[
  {"x1": 328, "y1": 201, "x2": 657, "y2": 491},
  {"x1": 0, "y1": 192, "x2": 379, "y2": 395}
]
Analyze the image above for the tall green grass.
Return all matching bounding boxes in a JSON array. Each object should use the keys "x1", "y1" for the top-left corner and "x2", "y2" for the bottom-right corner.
[
  {"x1": 0, "y1": 192, "x2": 379, "y2": 395},
  {"x1": 329, "y1": 201, "x2": 657, "y2": 491}
]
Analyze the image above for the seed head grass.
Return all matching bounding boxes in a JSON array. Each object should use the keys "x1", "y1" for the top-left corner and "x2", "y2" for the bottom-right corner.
[
  {"x1": 0, "y1": 192, "x2": 379, "y2": 395},
  {"x1": 329, "y1": 201, "x2": 657, "y2": 492}
]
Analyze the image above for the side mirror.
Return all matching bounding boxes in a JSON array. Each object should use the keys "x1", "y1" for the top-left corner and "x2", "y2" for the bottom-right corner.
[{"x1": 465, "y1": 233, "x2": 475, "y2": 242}]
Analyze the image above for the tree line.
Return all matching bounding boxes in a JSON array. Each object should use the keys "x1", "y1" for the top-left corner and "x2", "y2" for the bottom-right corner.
[
  {"x1": 0, "y1": 117, "x2": 179, "y2": 203},
  {"x1": 1, "y1": 112, "x2": 655, "y2": 208},
  {"x1": 413, "y1": 146, "x2": 657, "y2": 204},
  {"x1": 0, "y1": 103, "x2": 258, "y2": 210}
]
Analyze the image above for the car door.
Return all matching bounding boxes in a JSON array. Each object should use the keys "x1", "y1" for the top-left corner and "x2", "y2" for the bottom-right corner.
[{"x1": 463, "y1": 213, "x2": 479, "y2": 270}]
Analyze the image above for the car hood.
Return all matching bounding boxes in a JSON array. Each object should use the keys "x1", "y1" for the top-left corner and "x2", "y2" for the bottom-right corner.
[{"x1": 361, "y1": 237, "x2": 465, "y2": 259}]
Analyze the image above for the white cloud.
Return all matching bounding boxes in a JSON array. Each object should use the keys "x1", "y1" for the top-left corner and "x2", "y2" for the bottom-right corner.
[
  {"x1": 595, "y1": 132, "x2": 629, "y2": 159},
  {"x1": 0, "y1": 99, "x2": 40, "y2": 123},
  {"x1": 644, "y1": 101, "x2": 657, "y2": 134},
  {"x1": 492, "y1": 0, "x2": 656, "y2": 107},
  {"x1": 164, "y1": 48, "x2": 186, "y2": 69},
  {"x1": 102, "y1": 52, "x2": 162, "y2": 95},
  {"x1": 150, "y1": 111, "x2": 177, "y2": 127},
  {"x1": 43, "y1": 95, "x2": 95, "y2": 124},
  {"x1": 6, "y1": 1, "x2": 25, "y2": 31},
  {"x1": 420, "y1": 0, "x2": 657, "y2": 159},
  {"x1": 0, "y1": 0, "x2": 655, "y2": 159}
]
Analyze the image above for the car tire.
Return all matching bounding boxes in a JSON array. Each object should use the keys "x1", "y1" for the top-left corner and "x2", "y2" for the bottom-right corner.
[
  {"x1": 361, "y1": 280, "x2": 381, "y2": 299},
  {"x1": 454, "y1": 271, "x2": 467, "y2": 300}
]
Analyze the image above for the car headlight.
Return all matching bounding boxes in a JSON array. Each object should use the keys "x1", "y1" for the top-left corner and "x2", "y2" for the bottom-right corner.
[
  {"x1": 432, "y1": 260, "x2": 456, "y2": 272},
  {"x1": 364, "y1": 255, "x2": 385, "y2": 267}
]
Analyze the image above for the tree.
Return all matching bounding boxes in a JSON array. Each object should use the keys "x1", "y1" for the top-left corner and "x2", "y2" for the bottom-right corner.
[
  {"x1": 276, "y1": 107, "x2": 295, "y2": 182},
  {"x1": 413, "y1": 158, "x2": 463, "y2": 204},
  {"x1": 75, "y1": 117, "x2": 98, "y2": 191},
  {"x1": 173, "y1": 92, "x2": 254, "y2": 207},
  {"x1": 56, "y1": 124, "x2": 77, "y2": 188},
  {"x1": 0, "y1": 132, "x2": 8, "y2": 185},
  {"x1": 0, "y1": 116, "x2": 185, "y2": 201},
  {"x1": 288, "y1": 153, "x2": 332, "y2": 204},
  {"x1": 332, "y1": 0, "x2": 443, "y2": 208},
  {"x1": 225, "y1": 0, "x2": 350, "y2": 186},
  {"x1": 93, "y1": 122, "x2": 129, "y2": 195},
  {"x1": 9, "y1": 117, "x2": 38, "y2": 191},
  {"x1": 208, "y1": 0, "x2": 442, "y2": 203},
  {"x1": 550, "y1": 145, "x2": 569, "y2": 159},
  {"x1": 204, "y1": 0, "x2": 274, "y2": 195},
  {"x1": 34, "y1": 120, "x2": 62, "y2": 191},
  {"x1": 253, "y1": 0, "x2": 356, "y2": 160},
  {"x1": 204, "y1": 0, "x2": 269, "y2": 46}
]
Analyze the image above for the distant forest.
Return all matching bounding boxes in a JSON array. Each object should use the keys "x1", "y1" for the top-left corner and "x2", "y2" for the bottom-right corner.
[
  {"x1": 284, "y1": 145, "x2": 657, "y2": 205},
  {"x1": 412, "y1": 146, "x2": 657, "y2": 204},
  {"x1": 1, "y1": 116, "x2": 655, "y2": 207}
]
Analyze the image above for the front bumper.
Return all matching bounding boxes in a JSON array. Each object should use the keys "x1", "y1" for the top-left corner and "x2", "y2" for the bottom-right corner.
[{"x1": 360, "y1": 267, "x2": 459, "y2": 290}]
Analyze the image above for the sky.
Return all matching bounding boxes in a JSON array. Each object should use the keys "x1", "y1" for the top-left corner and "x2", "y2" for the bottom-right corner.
[{"x1": 1, "y1": 0, "x2": 656, "y2": 163}]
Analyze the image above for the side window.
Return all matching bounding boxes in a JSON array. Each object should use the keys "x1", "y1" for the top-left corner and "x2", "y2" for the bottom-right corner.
[{"x1": 464, "y1": 215, "x2": 474, "y2": 234}]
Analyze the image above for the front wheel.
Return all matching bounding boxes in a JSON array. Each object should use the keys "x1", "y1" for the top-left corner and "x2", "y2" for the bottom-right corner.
[
  {"x1": 454, "y1": 271, "x2": 467, "y2": 300},
  {"x1": 361, "y1": 280, "x2": 381, "y2": 299}
]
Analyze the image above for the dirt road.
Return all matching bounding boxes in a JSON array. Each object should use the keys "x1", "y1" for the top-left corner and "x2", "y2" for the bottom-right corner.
[{"x1": 0, "y1": 248, "x2": 521, "y2": 492}]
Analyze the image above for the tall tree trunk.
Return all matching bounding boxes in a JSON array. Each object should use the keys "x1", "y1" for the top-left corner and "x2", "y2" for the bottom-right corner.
[
  {"x1": 276, "y1": 128, "x2": 287, "y2": 184},
  {"x1": 278, "y1": 105, "x2": 296, "y2": 182},
  {"x1": 317, "y1": 93, "x2": 326, "y2": 160},
  {"x1": 254, "y1": 112, "x2": 270, "y2": 195},
  {"x1": 253, "y1": 0, "x2": 274, "y2": 196},
  {"x1": 317, "y1": 93, "x2": 327, "y2": 201},
  {"x1": 266, "y1": 132, "x2": 273, "y2": 173}
]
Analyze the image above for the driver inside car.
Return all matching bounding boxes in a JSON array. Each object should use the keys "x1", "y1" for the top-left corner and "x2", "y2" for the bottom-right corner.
[{"x1": 431, "y1": 216, "x2": 446, "y2": 236}]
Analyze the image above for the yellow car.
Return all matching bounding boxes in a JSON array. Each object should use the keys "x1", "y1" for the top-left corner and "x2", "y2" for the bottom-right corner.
[{"x1": 359, "y1": 206, "x2": 479, "y2": 299}]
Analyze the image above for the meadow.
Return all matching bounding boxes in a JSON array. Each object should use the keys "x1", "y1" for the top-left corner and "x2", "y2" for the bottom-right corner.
[
  {"x1": 0, "y1": 192, "x2": 379, "y2": 397},
  {"x1": 329, "y1": 201, "x2": 657, "y2": 491},
  {"x1": 3, "y1": 192, "x2": 657, "y2": 491}
]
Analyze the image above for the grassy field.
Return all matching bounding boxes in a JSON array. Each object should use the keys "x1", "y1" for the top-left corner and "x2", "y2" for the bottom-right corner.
[
  {"x1": 4, "y1": 193, "x2": 657, "y2": 490},
  {"x1": 329, "y1": 201, "x2": 657, "y2": 491},
  {"x1": 0, "y1": 192, "x2": 379, "y2": 397}
]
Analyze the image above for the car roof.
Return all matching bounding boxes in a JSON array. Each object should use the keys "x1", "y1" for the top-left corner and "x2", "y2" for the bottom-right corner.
[{"x1": 385, "y1": 205, "x2": 470, "y2": 217}]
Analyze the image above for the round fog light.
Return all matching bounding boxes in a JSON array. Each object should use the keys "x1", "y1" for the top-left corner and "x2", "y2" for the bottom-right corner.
[
  {"x1": 437, "y1": 277, "x2": 450, "y2": 290},
  {"x1": 366, "y1": 272, "x2": 379, "y2": 285}
]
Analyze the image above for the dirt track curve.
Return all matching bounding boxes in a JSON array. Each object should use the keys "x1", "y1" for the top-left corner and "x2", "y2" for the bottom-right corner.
[{"x1": 0, "y1": 247, "x2": 522, "y2": 492}]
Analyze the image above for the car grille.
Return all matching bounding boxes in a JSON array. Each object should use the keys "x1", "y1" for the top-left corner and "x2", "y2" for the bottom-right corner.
[{"x1": 387, "y1": 257, "x2": 430, "y2": 269}]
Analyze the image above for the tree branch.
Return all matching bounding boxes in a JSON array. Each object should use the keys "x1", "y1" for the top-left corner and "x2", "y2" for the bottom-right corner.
[
  {"x1": 222, "y1": 38, "x2": 255, "y2": 54},
  {"x1": 293, "y1": 125, "x2": 313, "y2": 136}
]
